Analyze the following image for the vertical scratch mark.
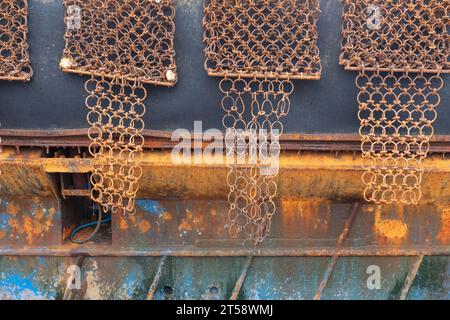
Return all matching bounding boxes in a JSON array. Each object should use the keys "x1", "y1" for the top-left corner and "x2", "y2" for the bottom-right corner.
[
  {"x1": 400, "y1": 254, "x2": 424, "y2": 300},
  {"x1": 230, "y1": 255, "x2": 253, "y2": 300},
  {"x1": 314, "y1": 202, "x2": 360, "y2": 300},
  {"x1": 146, "y1": 256, "x2": 167, "y2": 300}
]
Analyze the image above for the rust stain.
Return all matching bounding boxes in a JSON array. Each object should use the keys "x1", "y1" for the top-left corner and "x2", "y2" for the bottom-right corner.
[
  {"x1": 374, "y1": 205, "x2": 408, "y2": 244},
  {"x1": 437, "y1": 207, "x2": 450, "y2": 243},
  {"x1": 178, "y1": 209, "x2": 205, "y2": 234},
  {"x1": 0, "y1": 230, "x2": 5, "y2": 240},
  {"x1": 363, "y1": 205, "x2": 375, "y2": 213},
  {"x1": 5, "y1": 202, "x2": 20, "y2": 215},
  {"x1": 118, "y1": 218, "x2": 128, "y2": 231},
  {"x1": 139, "y1": 220, "x2": 151, "y2": 233},
  {"x1": 161, "y1": 211, "x2": 173, "y2": 221},
  {"x1": 279, "y1": 199, "x2": 330, "y2": 239},
  {"x1": 179, "y1": 220, "x2": 194, "y2": 232},
  {"x1": 7, "y1": 204, "x2": 56, "y2": 244},
  {"x1": 62, "y1": 226, "x2": 73, "y2": 240}
]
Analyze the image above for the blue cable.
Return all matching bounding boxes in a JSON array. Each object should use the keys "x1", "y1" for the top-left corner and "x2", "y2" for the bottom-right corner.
[{"x1": 70, "y1": 209, "x2": 111, "y2": 244}]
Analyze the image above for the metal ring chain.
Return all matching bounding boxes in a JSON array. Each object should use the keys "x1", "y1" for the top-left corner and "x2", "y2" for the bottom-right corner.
[
  {"x1": 203, "y1": 0, "x2": 322, "y2": 79},
  {"x1": 62, "y1": 0, "x2": 177, "y2": 85},
  {"x1": 85, "y1": 75, "x2": 146, "y2": 215},
  {"x1": 221, "y1": 76, "x2": 292, "y2": 244},
  {"x1": 357, "y1": 70, "x2": 443, "y2": 204},
  {"x1": 0, "y1": 0, "x2": 32, "y2": 81},
  {"x1": 340, "y1": 0, "x2": 448, "y2": 72}
]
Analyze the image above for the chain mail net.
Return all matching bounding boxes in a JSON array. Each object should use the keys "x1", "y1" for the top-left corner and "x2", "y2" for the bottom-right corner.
[
  {"x1": 0, "y1": 0, "x2": 32, "y2": 81},
  {"x1": 357, "y1": 71, "x2": 443, "y2": 204},
  {"x1": 341, "y1": 0, "x2": 448, "y2": 204},
  {"x1": 222, "y1": 77, "x2": 292, "y2": 243},
  {"x1": 62, "y1": 0, "x2": 177, "y2": 215},
  {"x1": 204, "y1": 0, "x2": 321, "y2": 244},
  {"x1": 203, "y1": 0, "x2": 321, "y2": 79}
]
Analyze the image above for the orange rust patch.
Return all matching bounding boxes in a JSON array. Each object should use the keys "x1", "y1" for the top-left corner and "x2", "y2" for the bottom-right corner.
[
  {"x1": 35, "y1": 207, "x2": 44, "y2": 220},
  {"x1": 62, "y1": 226, "x2": 73, "y2": 240},
  {"x1": 161, "y1": 212, "x2": 173, "y2": 221},
  {"x1": 375, "y1": 220, "x2": 408, "y2": 239},
  {"x1": 210, "y1": 209, "x2": 217, "y2": 217},
  {"x1": 178, "y1": 209, "x2": 205, "y2": 233},
  {"x1": 5, "y1": 202, "x2": 20, "y2": 215},
  {"x1": 374, "y1": 206, "x2": 408, "y2": 243},
  {"x1": 363, "y1": 205, "x2": 375, "y2": 213},
  {"x1": 7, "y1": 206, "x2": 55, "y2": 244},
  {"x1": 437, "y1": 208, "x2": 450, "y2": 243},
  {"x1": 179, "y1": 220, "x2": 194, "y2": 232},
  {"x1": 119, "y1": 219, "x2": 128, "y2": 231},
  {"x1": 0, "y1": 230, "x2": 5, "y2": 240},
  {"x1": 139, "y1": 220, "x2": 151, "y2": 233}
]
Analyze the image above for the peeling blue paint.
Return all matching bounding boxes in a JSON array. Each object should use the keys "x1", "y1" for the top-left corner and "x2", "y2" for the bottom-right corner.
[
  {"x1": 0, "y1": 272, "x2": 50, "y2": 300},
  {"x1": 136, "y1": 200, "x2": 167, "y2": 217},
  {"x1": 0, "y1": 214, "x2": 11, "y2": 231}
]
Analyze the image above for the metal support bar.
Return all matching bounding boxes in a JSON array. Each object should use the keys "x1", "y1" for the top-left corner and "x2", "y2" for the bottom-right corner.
[
  {"x1": 314, "y1": 202, "x2": 360, "y2": 300},
  {"x1": 400, "y1": 254, "x2": 424, "y2": 300},
  {"x1": 230, "y1": 256, "x2": 253, "y2": 300},
  {"x1": 146, "y1": 256, "x2": 168, "y2": 300}
]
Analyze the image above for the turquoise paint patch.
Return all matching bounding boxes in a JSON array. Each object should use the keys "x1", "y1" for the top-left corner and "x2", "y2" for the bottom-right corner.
[{"x1": 0, "y1": 273, "x2": 51, "y2": 300}]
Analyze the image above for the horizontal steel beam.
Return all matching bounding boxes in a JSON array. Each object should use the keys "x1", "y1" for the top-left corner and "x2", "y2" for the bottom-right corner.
[
  {"x1": 0, "y1": 245, "x2": 448, "y2": 257},
  {"x1": 2, "y1": 147, "x2": 450, "y2": 202},
  {"x1": 2, "y1": 129, "x2": 450, "y2": 153}
]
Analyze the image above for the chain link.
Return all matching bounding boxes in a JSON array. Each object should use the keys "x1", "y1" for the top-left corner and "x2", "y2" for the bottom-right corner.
[
  {"x1": 221, "y1": 76, "x2": 292, "y2": 244},
  {"x1": 357, "y1": 71, "x2": 443, "y2": 204},
  {"x1": 85, "y1": 75, "x2": 146, "y2": 215},
  {"x1": 341, "y1": 0, "x2": 448, "y2": 204},
  {"x1": 62, "y1": 0, "x2": 177, "y2": 215},
  {"x1": 203, "y1": 0, "x2": 321, "y2": 80},
  {"x1": 0, "y1": 0, "x2": 32, "y2": 81},
  {"x1": 204, "y1": 0, "x2": 321, "y2": 244},
  {"x1": 340, "y1": 0, "x2": 449, "y2": 73},
  {"x1": 61, "y1": 0, "x2": 177, "y2": 86}
]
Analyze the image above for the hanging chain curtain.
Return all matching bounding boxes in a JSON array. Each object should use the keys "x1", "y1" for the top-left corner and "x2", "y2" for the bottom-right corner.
[
  {"x1": 61, "y1": 0, "x2": 177, "y2": 215},
  {"x1": 340, "y1": 0, "x2": 448, "y2": 204},
  {"x1": 203, "y1": 0, "x2": 322, "y2": 244}
]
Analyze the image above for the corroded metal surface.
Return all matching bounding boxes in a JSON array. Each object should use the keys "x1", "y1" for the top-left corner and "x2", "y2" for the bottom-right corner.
[
  {"x1": 0, "y1": 255, "x2": 448, "y2": 300},
  {"x1": 2, "y1": 148, "x2": 450, "y2": 204},
  {"x1": 0, "y1": 0, "x2": 32, "y2": 81},
  {"x1": 0, "y1": 197, "x2": 61, "y2": 246},
  {"x1": 1, "y1": 199, "x2": 449, "y2": 256}
]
